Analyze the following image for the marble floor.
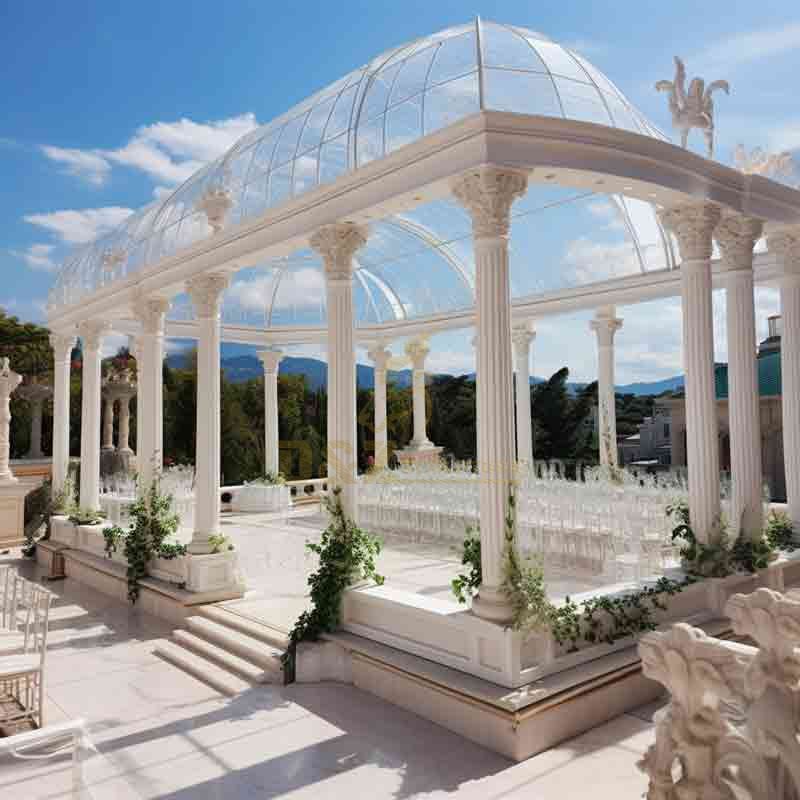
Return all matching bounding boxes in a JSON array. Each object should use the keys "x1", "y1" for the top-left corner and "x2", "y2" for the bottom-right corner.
[
  {"x1": 0, "y1": 550, "x2": 659, "y2": 799},
  {"x1": 217, "y1": 505, "x2": 609, "y2": 632}
]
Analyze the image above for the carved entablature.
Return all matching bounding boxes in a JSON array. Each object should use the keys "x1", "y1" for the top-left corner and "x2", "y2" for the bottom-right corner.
[
  {"x1": 77, "y1": 320, "x2": 111, "y2": 354},
  {"x1": 658, "y1": 201, "x2": 722, "y2": 261},
  {"x1": 49, "y1": 333, "x2": 77, "y2": 364},
  {"x1": 133, "y1": 295, "x2": 171, "y2": 335},
  {"x1": 714, "y1": 213, "x2": 764, "y2": 270},
  {"x1": 186, "y1": 273, "x2": 230, "y2": 320},
  {"x1": 451, "y1": 167, "x2": 529, "y2": 239},
  {"x1": 309, "y1": 223, "x2": 368, "y2": 281}
]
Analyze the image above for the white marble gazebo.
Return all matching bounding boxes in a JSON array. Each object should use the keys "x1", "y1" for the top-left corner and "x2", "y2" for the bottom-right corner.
[{"x1": 44, "y1": 20, "x2": 800, "y2": 760}]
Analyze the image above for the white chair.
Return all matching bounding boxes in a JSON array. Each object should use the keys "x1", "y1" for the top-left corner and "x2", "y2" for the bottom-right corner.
[{"x1": 0, "y1": 581, "x2": 52, "y2": 729}]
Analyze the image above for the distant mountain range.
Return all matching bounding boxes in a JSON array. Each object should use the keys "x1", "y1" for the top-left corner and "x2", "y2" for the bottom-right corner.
[{"x1": 166, "y1": 352, "x2": 685, "y2": 397}]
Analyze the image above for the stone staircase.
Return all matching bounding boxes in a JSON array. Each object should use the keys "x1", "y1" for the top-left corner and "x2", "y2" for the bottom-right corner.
[{"x1": 155, "y1": 605, "x2": 288, "y2": 696}]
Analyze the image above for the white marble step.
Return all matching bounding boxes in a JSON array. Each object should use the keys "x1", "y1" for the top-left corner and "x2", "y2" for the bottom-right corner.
[
  {"x1": 186, "y1": 616, "x2": 284, "y2": 677},
  {"x1": 154, "y1": 641, "x2": 253, "y2": 697},
  {"x1": 197, "y1": 605, "x2": 289, "y2": 650},
  {"x1": 172, "y1": 630, "x2": 274, "y2": 684}
]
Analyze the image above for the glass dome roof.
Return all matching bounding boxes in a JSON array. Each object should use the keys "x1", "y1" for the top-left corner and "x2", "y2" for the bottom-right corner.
[{"x1": 50, "y1": 20, "x2": 674, "y2": 324}]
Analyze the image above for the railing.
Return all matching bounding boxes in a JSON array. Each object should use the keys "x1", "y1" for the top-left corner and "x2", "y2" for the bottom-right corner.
[
  {"x1": 285, "y1": 477, "x2": 328, "y2": 504},
  {"x1": 0, "y1": 718, "x2": 93, "y2": 798},
  {"x1": 638, "y1": 587, "x2": 800, "y2": 799}
]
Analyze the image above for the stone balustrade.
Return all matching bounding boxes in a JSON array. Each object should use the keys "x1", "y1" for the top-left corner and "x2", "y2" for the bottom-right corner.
[{"x1": 638, "y1": 586, "x2": 800, "y2": 799}]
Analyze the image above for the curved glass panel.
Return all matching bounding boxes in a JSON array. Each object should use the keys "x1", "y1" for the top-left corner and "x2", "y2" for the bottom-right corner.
[{"x1": 51, "y1": 20, "x2": 674, "y2": 324}]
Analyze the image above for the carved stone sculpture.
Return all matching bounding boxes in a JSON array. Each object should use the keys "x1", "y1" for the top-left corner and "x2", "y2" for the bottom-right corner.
[{"x1": 656, "y1": 57, "x2": 729, "y2": 158}]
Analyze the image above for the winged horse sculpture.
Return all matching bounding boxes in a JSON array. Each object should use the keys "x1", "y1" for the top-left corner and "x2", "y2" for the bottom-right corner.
[{"x1": 656, "y1": 57, "x2": 729, "y2": 158}]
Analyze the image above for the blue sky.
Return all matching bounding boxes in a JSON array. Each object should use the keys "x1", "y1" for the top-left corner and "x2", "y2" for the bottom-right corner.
[{"x1": 2, "y1": 1, "x2": 799, "y2": 382}]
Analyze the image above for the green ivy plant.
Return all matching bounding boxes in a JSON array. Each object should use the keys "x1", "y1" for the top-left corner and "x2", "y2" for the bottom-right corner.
[
  {"x1": 451, "y1": 525, "x2": 481, "y2": 604},
  {"x1": 122, "y1": 479, "x2": 181, "y2": 603},
  {"x1": 765, "y1": 510, "x2": 795, "y2": 552},
  {"x1": 249, "y1": 471, "x2": 286, "y2": 486},
  {"x1": 68, "y1": 506, "x2": 107, "y2": 526},
  {"x1": 284, "y1": 488, "x2": 384, "y2": 672},
  {"x1": 208, "y1": 533, "x2": 234, "y2": 553},
  {"x1": 103, "y1": 525, "x2": 126, "y2": 558}
]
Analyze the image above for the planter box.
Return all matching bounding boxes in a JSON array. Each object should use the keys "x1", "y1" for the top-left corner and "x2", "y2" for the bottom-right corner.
[
  {"x1": 50, "y1": 516, "x2": 78, "y2": 547},
  {"x1": 229, "y1": 484, "x2": 290, "y2": 513},
  {"x1": 186, "y1": 550, "x2": 242, "y2": 593}
]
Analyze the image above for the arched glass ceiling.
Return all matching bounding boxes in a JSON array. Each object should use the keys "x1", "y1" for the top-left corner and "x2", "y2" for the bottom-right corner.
[{"x1": 50, "y1": 20, "x2": 673, "y2": 320}]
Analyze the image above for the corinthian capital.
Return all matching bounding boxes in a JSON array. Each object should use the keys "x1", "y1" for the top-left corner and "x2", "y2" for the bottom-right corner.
[
  {"x1": 404, "y1": 339, "x2": 430, "y2": 370},
  {"x1": 511, "y1": 323, "x2": 536, "y2": 354},
  {"x1": 714, "y1": 212, "x2": 763, "y2": 270},
  {"x1": 134, "y1": 295, "x2": 171, "y2": 335},
  {"x1": 49, "y1": 333, "x2": 77, "y2": 364},
  {"x1": 257, "y1": 348, "x2": 283, "y2": 374},
  {"x1": 309, "y1": 223, "x2": 368, "y2": 281},
  {"x1": 367, "y1": 343, "x2": 392, "y2": 371},
  {"x1": 589, "y1": 307, "x2": 623, "y2": 346},
  {"x1": 658, "y1": 200, "x2": 721, "y2": 261},
  {"x1": 186, "y1": 273, "x2": 229, "y2": 319},
  {"x1": 767, "y1": 223, "x2": 800, "y2": 275},
  {"x1": 451, "y1": 166, "x2": 528, "y2": 239},
  {"x1": 78, "y1": 320, "x2": 111, "y2": 353}
]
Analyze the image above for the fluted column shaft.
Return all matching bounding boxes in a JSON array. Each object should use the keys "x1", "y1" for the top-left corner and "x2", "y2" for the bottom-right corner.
[
  {"x1": 717, "y1": 213, "x2": 764, "y2": 540},
  {"x1": 453, "y1": 166, "x2": 528, "y2": 623},
  {"x1": 310, "y1": 224, "x2": 367, "y2": 518},
  {"x1": 368, "y1": 345, "x2": 391, "y2": 469},
  {"x1": 118, "y1": 394, "x2": 132, "y2": 453},
  {"x1": 78, "y1": 321, "x2": 109, "y2": 510},
  {"x1": 590, "y1": 308, "x2": 623, "y2": 469},
  {"x1": 660, "y1": 202, "x2": 722, "y2": 542},
  {"x1": 131, "y1": 338, "x2": 143, "y2": 460},
  {"x1": 187, "y1": 276, "x2": 228, "y2": 553},
  {"x1": 50, "y1": 335, "x2": 75, "y2": 493},
  {"x1": 406, "y1": 339, "x2": 431, "y2": 447},
  {"x1": 769, "y1": 227, "x2": 800, "y2": 533},
  {"x1": 102, "y1": 395, "x2": 115, "y2": 451},
  {"x1": 257, "y1": 350, "x2": 283, "y2": 475},
  {"x1": 512, "y1": 325, "x2": 535, "y2": 465},
  {"x1": 134, "y1": 297, "x2": 170, "y2": 491}
]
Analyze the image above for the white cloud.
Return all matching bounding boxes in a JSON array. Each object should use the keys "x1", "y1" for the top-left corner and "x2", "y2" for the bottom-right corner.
[
  {"x1": 24, "y1": 206, "x2": 134, "y2": 245},
  {"x1": 41, "y1": 113, "x2": 260, "y2": 190},
  {"x1": 100, "y1": 333, "x2": 132, "y2": 359},
  {"x1": 562, "y1": 238, "x2": 640, "y2": 284},
  {"x1": 40, "y1": 145, "x2": 111, "y2": 187},
  {"x1": 563, "y1": 39, "x2": 607, "y2": 58},
  {"x1": 10, "y1": 243, "x2": 58, "y2": 272},
  {"x1": 0, "y1": 296, "x2": 47, "y2": 323},
  {"x1": 227, "y1": 267, "x2": 326, "y2": 315},
  {"x1": 692, "y1": 22, "x2": 800, "y2": 75}
]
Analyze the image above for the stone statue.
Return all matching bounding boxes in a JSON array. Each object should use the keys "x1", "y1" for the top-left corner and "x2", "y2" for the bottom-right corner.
[
  {"x1": 656, "y1": 56, "x2": 729, "y2": 158},
  {"x1": 734, "y1": 145, "x2": 796, "y2": 183}
]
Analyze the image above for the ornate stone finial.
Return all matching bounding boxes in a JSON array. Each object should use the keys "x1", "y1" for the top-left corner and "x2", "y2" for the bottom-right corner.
[
  {"x1": 734, "y1": 145, "x2": 796, "y2": 182},
  {"x1": 196, "y1": 187, "x2": 234, "y2": 234},
  {"x1": 450, "y1": 166, "x2": 529, "y2": 239},
  {"x1": 256, "y1": 348, "x2": 283, "y2": 374},
  {"x1": 133, "y1": 295, "x2": 171, "y2": 335},
  {"x1": 658, "y1": 200, "x2": 722, "y2": 261},
  {"x1": 309, "y1": 223, "x2": 369, "y2": 281},
  {"x1": 404, "y1": 338, "x2": 430, "y2": 370},
  {"x1": 656, "y1": 56, "x2": 729, "y2": 158},
  {"x1": 186, "y1": 273, "x2": 230, "y2": 319},
  {"x1": 715, "y1": 212, "x2": 764, "y2": 270},
  {"x1": 77, "y1": 320, "x2": 111, "y2": 353}
]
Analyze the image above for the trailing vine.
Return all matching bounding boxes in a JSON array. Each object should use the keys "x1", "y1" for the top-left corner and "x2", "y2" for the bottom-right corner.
[
  {"x1": 451, "y1": 525, "x2": 481, "y2": 604},
  {"x1": 122, "y1": 479, "x2": 181, "y2": 603},
  {"x1": 284, "y1": 488, "x2": 384, "y2": 671},
  {"x1": 103, "y1": 525, "x2": 125, "y2": 558}
]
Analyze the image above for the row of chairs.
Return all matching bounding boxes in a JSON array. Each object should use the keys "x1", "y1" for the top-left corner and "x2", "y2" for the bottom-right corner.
[{"x1": 0, "y1": 565, "x2": 52, "y2": 730}]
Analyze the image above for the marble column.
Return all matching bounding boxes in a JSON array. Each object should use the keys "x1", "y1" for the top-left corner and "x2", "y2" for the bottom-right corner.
[
  {"x1": 131, "y1": 337, "x2": 143, "y2": 461},
  {"x1": 117, "y1": 391, "x2": 133, "y2": 454},
  {"x1": 257, "y1": 349, "x2": 283, "y2": 475},
  {"x1": 310, "y1": 223, "x2": 367, "y2": 518},
  {"x1": 102, "y1": 393, "x2": 116, "y2": 452},
  {"x1": 18, "y1": 383, "x2": 52, "y2": 460},
  {"x1": 767, "y1": 225, "x2": 800, "y2": 532},
  {"x1": 367, "y1": 343, "x2": 392, "y2": 470},
  {"x1": 406, "y1": 339, "x2": 432, "y2": 448},
  {"x1": 590, "y1": 307, "x2": 623, "y2": 469},
  {"x1": 50, "y1": 334, "x2": 76, "y2": 493},
  {"x1": 716, "y1": 212, "x2": 764, "y2": 540},
  {"x1": 453, "y1": 166, "x2": 528, "y2": 623},
  {"x1": 186, "y1": 275, "x2": 228, "y2": 553},
  {"x1": 0, "y1": 359, "x2": 22, "y2": 483},
  {"x1": 78, "y1": 320, "x2": 110, "y2": 510},
  {"x1": 512, "y1": 323, "x2": 535, "y2": 466},
  {"x1": 659, "y1": 201, "x2": 722, "y2": 543},
  {"x1": 133, "y1": 296, "x2": 170, "y2": 491}
]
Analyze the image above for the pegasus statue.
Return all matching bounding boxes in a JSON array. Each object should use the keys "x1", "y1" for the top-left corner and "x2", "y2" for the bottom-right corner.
[{"x1": 656, "y1": 56, "x2": 729, "y2": 158}]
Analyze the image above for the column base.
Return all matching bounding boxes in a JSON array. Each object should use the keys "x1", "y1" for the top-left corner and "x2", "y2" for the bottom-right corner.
[
  {"x1": 187, "y1": 537, "x2": 214, "y2": 556},
  {"x1": 395, "y1": 444, "x2": 443, "y2": 467},
  {"x1": 470, "y1": 585, "x2": 514, "y2": 624}
]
